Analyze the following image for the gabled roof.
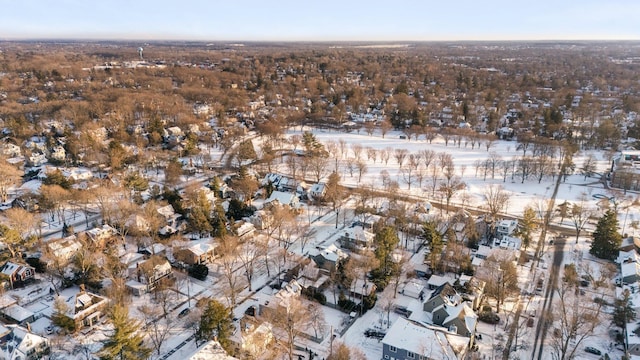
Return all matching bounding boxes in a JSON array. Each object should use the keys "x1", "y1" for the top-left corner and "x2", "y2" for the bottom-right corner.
[
  {"x1": 0, "y1": 324, "x2": 49, "y2": 360},
  {"x1": 443, "y1": 303, "x2": 478, "y2": 334},
  {"x1": 0, "y1": 262, "x2": 34, "y2": 277},
  {"x1": 381, "y1": 318, "x2": 465, "y2": 359},
  {"x1": 182, "y1": 241, "x2": 217, "y2": 256},
  {"x1": 429, "y1": 283, "x2": 459, "y2": 302},
  {"x1": 316, "y1": 243, "x2": 348, "y2": 263},
  {"x1": 341, "y1": 226, "x2": 374, "y2": 244},
  {"x1": 265, "y1": 191, "x2": 298, "y2": 206}
]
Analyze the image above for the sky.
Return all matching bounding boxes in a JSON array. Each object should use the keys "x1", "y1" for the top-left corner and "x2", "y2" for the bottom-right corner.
[{"x1": 0, "y1": 0, "x2": 639, "y2": 42}]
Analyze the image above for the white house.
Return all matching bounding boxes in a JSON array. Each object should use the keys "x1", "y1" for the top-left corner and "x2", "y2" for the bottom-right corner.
[
  {"x1": 496, "y1": 219, "x2": 518, "y2": 239},
  {"x1": 308, "y1": 183, "x2": 326, "y2": 200},
  {"x1": 264, "y1": 191, "x2": 300, "y2": 209},
  {"x1": 46, "y1": 235, "x2": 83, "y2": 265},
  {"x1": 0, "y1": 324, "x2": 50, "y2": 360}
]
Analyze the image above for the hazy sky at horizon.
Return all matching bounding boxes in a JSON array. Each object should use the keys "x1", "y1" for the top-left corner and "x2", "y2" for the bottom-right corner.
[{"x1": 1, "y1": 0, "x2": 639, "y2": 41}]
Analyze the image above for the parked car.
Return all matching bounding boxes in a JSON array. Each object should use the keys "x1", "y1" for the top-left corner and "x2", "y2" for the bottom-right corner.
[
  {"x1": 584, "y1": 346, "x2": 601, "y2": 355},
  {"x1": 178, "y1": 308, "x2": 190, "y2": 318},
  {"x1": 45, "y1": 326, "x2": 54, "y2": 335}
]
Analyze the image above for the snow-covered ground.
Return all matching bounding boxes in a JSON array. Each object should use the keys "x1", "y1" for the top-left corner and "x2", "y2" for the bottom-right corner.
[{"x1": 4, "y1": 126, "x2": 637, "y2": 359}]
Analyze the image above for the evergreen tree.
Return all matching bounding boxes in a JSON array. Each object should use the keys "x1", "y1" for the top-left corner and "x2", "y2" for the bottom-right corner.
[
  {"x1": 613, "y1": 289, "x2": 636, "y2": 329},
  {"x1": 373, "y1": 226, "x2": 399, "y2": 276},
  {"x1": 196, "y1": 299, "x2": 234, "y2": 351},
  {"x1": 590, "y1": 210, "x2": 622, "y2": 260},
  {"x1": 99, "y1": 304, "x2": 151, "y2": 360},
  {"x1": 51, "y1": 297, "x2": 76, "y2": 334},
  {"x1": 187, "y1": 190, "x2": 212, "y2": 238},
  {"x1": 516, "y1": 207, "x2": 538, "y2": 250},
  {"x1": 423, "y1": 222, "x2": 443, "y2": 273}
]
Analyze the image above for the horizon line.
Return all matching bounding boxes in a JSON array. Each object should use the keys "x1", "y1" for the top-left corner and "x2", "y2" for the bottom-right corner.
[{"x1": 1, "y1": 37, "x2": 639, "y2": 44}]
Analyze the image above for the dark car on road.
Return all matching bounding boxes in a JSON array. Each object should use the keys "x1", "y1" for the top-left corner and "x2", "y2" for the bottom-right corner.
[
  {"x1": 584, "y1": 346, "x2": 601, "y2": 355},
  {"x1": 178, "y1": 308, "x2": 190, "y2": 318}
]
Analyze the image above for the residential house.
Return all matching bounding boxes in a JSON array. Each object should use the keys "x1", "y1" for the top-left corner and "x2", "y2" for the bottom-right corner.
[
  {"x1": 275, "y1": 177, "x2": 298, "y2": 193},
  {"x1": 126, "y1": 256, "x2": 173, "y2": 296},
  {"x1": 49, "y1": 145, "x2": 66, "y2": 162},
  {"x1": 349, "y1": 278, "x2": 376, "y2": 302},
  {"x1": 264, "y1": 191, "x2": 300, "y2": 209},
  {"x1": 0, "y1": 324, "x2": 50, "y2": 360},
  {"x1": 459, "y1": 275, "x2": 486, "y2": 311},
  {"x1": 295, "y1": 259, "x2": 329, "y2": 292},
  {"x1": 0, "y1": 262, "x2": 35, "y2": 289},
  {"x1": 236, "y1": 222, "x2": 255, "y2": 240},
  {"x1": 439, "y1": 302, "x2": 478, "y2": 338},
  {"x1": 258, "y1": 280, "x2": 303, "y2": 317},
  {"x1": 496, "y1": 235, "x2": 522, "y2": 251},
  {"x1": 618, "y1": 250, "x2": 640, "y2": 284},
  {"x1": 381, "y1": 318, "x2": 469, "y2": 360},
  {"x1": 495, "y1": 219, "x2": 518, "y2": 239},
  {"x1": 419, "y1": 283, "x2": 478, "y2": 339},
  {"x1": 471, "y1": 245, "x2": 492, "y2": 268},
  {"x1": 0, "y1": 304, "x2": 35, "y2": 325},
  {"x1": 26, "y1": 152, "x2": 47, "y2": 167},
  {"x1": 248, "y1": 210, "x2": 271, "y2": 230},
  {"x1": 85, "y1": 224, "x2": 117, "y2": 246},
  {"x1": 174, "y1": 241, "x2": 217, "y2": 265},
  {"x1": 157, "y1": 204, "x2": 182, "y2": 236},
  {"x1": 185, "y1": 340, "x2": 237, "y2": 360},
  {"x1": 339, "y1": 226, "x2": 374, "y2": 250},
  {"x1": 58, "y1": 286, "x2": 109, "y2": 329},
  {"x1": 139, "y1": 243, "x2": 167, "y2": 257},
  {"x1": 402, "y1": 279, "x2": 426, "y2": 299},
  {"x1": 0, "y1": 143, "x2": 21, "y2": 158},
  {"x1": 351, "y1": 213, "x2": 382, "y2": 229},
  {"x1": 308, "y1": 183, "x2": 326, "y2": 200},
  {"x1": 423, "y1": 283, "x2": 462, "y2": 313},
  {"x1": 426, "y1": 274, "x2": 456, "y2": 290},
  {"x1": 310, "y1": 243, "x2": 347, "y2": 272},
  {"x1": 46, "y1": 235, "x2": 83, "y2": 266}
]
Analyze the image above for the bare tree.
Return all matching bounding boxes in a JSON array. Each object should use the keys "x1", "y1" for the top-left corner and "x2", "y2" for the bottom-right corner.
[
  {"x1": 428, "y1": 162, "x2": 440, "y2": 197},
  {"x1": 400, "y1": 165, "x2": 414, "y2": 190},
  {"x1": 338, "y1": 138, "x2": 348, "y2": 159},
  {"x1": 238, "y1": 239, "x2": 260, "y2": 291},
  {"x1": 380, "y1": 147, "x2": 392, "y2": 165},
  {"x1": 394, "y1": 148, "x2": 409, "y2": 168},
  {"x1": 309, "y1": 155, "x2": 329, "y2": 182},
  {"x1": 217, "y1": 235, "x2": 246, "y2": 308},
  {"x1": 351, "y1": 143, "x2": 363, "y2": 160},
  {"x1": 139, "y1": 305, "x2": 174, "y2": 356},
  {"x1": 438, "y1": 177, "x2": 466, "y2": 214},
  {"x1": 483, "y1": 185, "x2": 510, "y2": 221},
  {"x1": 328, "y1": 342, "x2": 367, "y2": 360},
  {"x1": 308, "y1": 303, "x2": 327, "y2": 340},
  {"x1": 355, "y1": 158, "x2": 368, "y2": 183},
  {"x1": 419, "y1": 149, "x2": 436, "y2": 170},
  {"x1": 569, "y1": 193, "x2": 593, "y2": 243},
  {"x1": 487, "y1": 151, "x2": 502, "y2": 179},
  {"x1": 366, "y1": 147, "x2": 378, "y2": 163},
  {"x1": 549, "y1": 264, "x2": 605, "y2": 360},
  {"x1": 0, "y1": 157, "x2": 21, "y2": 203},
  {"x1": 266, "y1": 297, "x2": 313, "y2": 360}
]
